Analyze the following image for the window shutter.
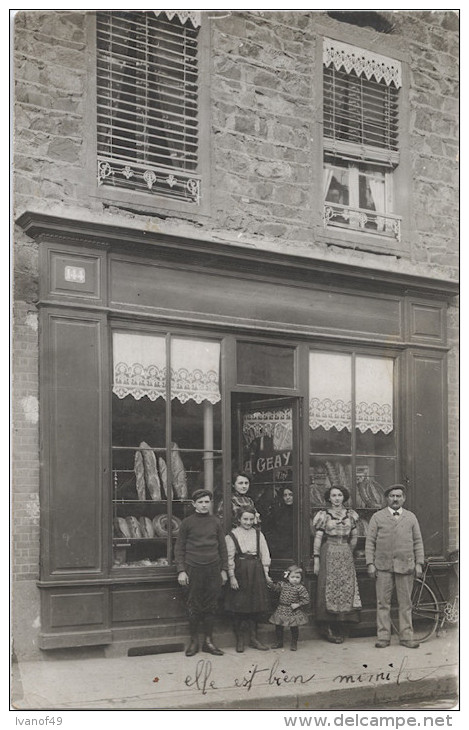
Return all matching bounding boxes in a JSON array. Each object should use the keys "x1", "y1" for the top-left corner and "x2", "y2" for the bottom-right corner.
[
  {"x1": 323, "y1": 38, "x2": 400, "y2": 165},
  {"x1": 96, "y1": 11, "x2": 201, "y2": 204}
]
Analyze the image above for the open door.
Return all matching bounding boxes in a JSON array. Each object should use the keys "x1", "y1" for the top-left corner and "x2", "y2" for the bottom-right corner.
[{"x1": 236, "y1": 396, "x2": 301, "y2": 568}]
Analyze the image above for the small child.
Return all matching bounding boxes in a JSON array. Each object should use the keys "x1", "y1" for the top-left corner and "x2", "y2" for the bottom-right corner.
[{"x1": 269, "y1": 565, "x2": 310, "y2": 651}]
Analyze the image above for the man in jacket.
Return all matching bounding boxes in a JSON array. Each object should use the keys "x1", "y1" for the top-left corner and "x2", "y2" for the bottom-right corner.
[{"x1": 365, "y1": 484, "x2": 424, "y2": 649}]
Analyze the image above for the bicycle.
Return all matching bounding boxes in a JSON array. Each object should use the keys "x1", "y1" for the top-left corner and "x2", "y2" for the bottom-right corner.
[{"x1": 390, "y1": 551, "x2": 459, "y2": 642}]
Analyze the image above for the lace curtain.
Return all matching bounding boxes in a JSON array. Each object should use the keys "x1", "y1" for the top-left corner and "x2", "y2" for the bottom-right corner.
[
  {"x1": 309, "y1": 352, "x2": 393, "y2": 434},
  {"x1": 112, "y1": 332, "x2": 220, "y2": 404},
  {"x1": 243, "y1": 408, "x2": 293, "y2": 450},
  {"x1": 323, "y1": 37, "x2": 402, "y2": 88},
  {"x1": 153, "y1": 10, "x2": 201, "y2": 27}
]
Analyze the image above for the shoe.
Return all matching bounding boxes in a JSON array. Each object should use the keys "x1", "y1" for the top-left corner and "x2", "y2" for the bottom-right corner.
[
  {"x1": 185, "y1": 639, "x2": 199, "y2": 657},
  {"x1": 249, "y1": 637, "x2": 269, "y2": 651},
  {"x1": 202, "y1": 639, "x2": 224, "y2": 656},
  {"x1": 235, "y1": 635, "x2": 245, "y2": 653},
  {"x1": 375, "y1": 640, "x2": 390, "y2": 648},
  {"x1": 400, "y1": 639, "x2": 420, "y2": 649},
  {"x1": 335, "y1": 636, "x2": 344, "y2": 644},
  {"x1": 290, "y1": 640, "x2": 298, "y2": 651},
  {"x1": 271, "y1": 640, "x2": 284, "y2": 649}
]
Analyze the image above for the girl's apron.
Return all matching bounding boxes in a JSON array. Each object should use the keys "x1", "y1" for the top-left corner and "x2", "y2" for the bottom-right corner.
[{"x1": 224, "y1": 530, "x2": 271, "y2": 614}]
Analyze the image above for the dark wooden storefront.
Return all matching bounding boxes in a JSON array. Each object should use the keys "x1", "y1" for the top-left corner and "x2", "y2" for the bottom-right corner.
[{"x1": 17, "y1": 212, "x2": 458, "y2": 652}]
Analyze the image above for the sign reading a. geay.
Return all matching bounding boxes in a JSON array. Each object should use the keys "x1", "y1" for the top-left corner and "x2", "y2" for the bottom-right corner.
[{"x1": 244, "y1": 451, "x2": 291, "y2": 475}]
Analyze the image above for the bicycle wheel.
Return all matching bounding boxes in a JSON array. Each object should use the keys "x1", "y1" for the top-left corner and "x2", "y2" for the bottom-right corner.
[{"x1": 391, "y1": 578, "x2": 439, "y2": 642}]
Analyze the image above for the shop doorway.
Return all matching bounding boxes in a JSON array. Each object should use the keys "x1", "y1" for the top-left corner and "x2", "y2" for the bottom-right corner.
[{"x1": 233, "y1": 395, "x2": 301, "y2": 568}]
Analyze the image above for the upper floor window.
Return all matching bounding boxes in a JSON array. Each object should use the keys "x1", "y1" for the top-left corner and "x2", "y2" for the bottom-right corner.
[
  {"x1": 323, "y1": 38, "x2": 401, "y2": 241},
  {"x1": 96, "y1": 11, "x2": 202, "y2": 206}
]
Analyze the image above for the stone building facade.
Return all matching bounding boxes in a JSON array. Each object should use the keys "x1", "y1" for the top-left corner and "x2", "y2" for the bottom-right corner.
[{"x1": 13, "y1": 10, "x2": 458, "y2": 660}]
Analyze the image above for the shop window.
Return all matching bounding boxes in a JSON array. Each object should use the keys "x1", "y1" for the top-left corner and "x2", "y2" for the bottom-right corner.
[
  {"x1": 111, "y1": 331, "x2": 222, "y2": 569},
  {"x1": 96, "y1": 11, "x2": 202, "y2": 206},
  {"x1": 309, "y1": 351, "x2": 396, "y2": 554},
  {"x1": 323, "y1": 38, "x2": 401, "y2": 241}
]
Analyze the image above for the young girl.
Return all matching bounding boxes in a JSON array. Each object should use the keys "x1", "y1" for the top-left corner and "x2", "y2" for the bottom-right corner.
[
  {"x1": 269, "y1": 565, "x2": 310, "y2": 651},
  {"x1": 225, "y1": 506, "x2": 272, "y2": 652}
]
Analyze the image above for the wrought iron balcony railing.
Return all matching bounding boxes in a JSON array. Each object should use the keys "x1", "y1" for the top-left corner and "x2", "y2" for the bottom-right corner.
[{"x1": 324, "y1": 202, "x2": 401, "y2": 242}]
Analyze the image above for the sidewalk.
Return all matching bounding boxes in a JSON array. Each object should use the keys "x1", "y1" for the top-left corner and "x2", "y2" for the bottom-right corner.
[{"x1": 11, "y1": 631, "x2": 458, "y2": 711}]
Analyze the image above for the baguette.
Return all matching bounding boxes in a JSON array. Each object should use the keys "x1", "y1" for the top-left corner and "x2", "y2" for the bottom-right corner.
[
  {"x1": 158, "y1": 456, "x2": 168, "y2": 498},
  {"x1": 170, "y1": 442, "x2": 188, "y2": 499},
  {"x1": 134, "y1": 450, "x2": 146, "y2": 501},
  {"x1": 140, "y1": 441, "x2": 162, "y2": 501}
]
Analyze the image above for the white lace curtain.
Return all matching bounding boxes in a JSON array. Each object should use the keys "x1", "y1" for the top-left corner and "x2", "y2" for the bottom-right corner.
[
  {"x1": 309, "y1": 352, "x2": 393, "y2": 434},
  {"x1": 153, "y1": 10, "x2": 201, "y2": 27},
  {"x1": 323, "y1": 37, "x2": 402, "y2": 88},
  {"x1": 113, "y1": 332, "x2": 221, "y2": 404}
]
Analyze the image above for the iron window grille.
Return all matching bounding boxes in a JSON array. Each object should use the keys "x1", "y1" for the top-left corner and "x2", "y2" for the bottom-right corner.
[{"x1": 96, "y1": 11, "x2": 201, "y2": 205}]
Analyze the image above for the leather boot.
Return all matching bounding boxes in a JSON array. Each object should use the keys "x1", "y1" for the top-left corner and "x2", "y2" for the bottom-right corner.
[
  {"x1": 233, "y1": 617, "x2": 245, "y2": 653},
  {"x1": 202, "y1": 613, "x2": 224, "y2": 656},
  {"x1": 202, "y1": 638, "x2": 224, "y2": 656},
  {"x1": 185, "y1": 617, "x2": 199, "y2": 656},
  {"x1": 248, "y1": 619, "x2": 269, "y2": 650},
  {"x1": 271, "y1": 625, "x2": 284, "y2": 649},
  {"x1": 290, "y1": 627, "x2": 298, "y2": 651}
]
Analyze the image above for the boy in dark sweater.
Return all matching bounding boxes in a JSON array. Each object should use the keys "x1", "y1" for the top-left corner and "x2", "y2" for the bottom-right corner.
[{"x1": 175, "y1": 489, "x2": 228, "y2": 656}]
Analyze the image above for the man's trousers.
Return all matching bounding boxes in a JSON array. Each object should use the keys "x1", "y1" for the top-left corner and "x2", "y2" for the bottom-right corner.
[{"x1": 376, "y1": 570, "x2": 414, "y2": 641}]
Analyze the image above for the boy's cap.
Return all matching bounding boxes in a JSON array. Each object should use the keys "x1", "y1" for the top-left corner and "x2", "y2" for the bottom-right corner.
[
  {"x1": 384, "y1": 483, "x2": 407, "y2": 497},
  {"x1": 191, "y1": 489, "x2": 213, "y2": 502}
]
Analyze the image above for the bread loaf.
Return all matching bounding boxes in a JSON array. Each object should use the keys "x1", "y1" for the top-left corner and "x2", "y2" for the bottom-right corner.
[
  {"x1": 153, "y1": 514, "x2": 182, "y2": 537},
  {"x1": 126, "y1": 516, "x2": 143, "y2": 538},
  {"x1": 158, "y1": 456, "x2": 168, "y2": 498},
  {"x1": 139, "y1": 516, "x2": 155, "y2": 538},
  {"x1": 114, "y1": 517, "x2": 131, "y2": 538},
  {"x1": 170, "y1": 442, "x2": 188, "y2": 499},
  {"x1": 140, "y1": 441, "x2": 162, "y2": 501},
  {"x1": 134, "y1": 450, "x2": 146, "y2": 500}
]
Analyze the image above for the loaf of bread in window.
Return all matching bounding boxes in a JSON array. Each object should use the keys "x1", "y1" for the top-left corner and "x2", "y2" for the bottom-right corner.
[{"x1": 139, "y1": 441, "x2": 162, "y2": 501}]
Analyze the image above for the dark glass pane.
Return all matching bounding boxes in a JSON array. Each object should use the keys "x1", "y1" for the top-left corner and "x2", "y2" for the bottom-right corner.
[{"x1": 237, "y1": 342, "x2": 295, "y2": 388}]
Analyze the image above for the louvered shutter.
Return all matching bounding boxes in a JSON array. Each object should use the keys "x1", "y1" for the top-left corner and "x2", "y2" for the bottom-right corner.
[
  {"x1": 96, "y1": 11, "x2": 201, "y2": 204},
  {"x1": 323, "y1": 39, "x2": 400, "y2": 166}
]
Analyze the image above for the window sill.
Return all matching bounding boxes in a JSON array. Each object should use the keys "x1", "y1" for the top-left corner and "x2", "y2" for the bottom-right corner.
[
  {"x1": 315, "y1": 224, "x2": 407, "y2": 257},
  {"x1": 90, "y1": 179, "x2": 211, "y2": 219}
]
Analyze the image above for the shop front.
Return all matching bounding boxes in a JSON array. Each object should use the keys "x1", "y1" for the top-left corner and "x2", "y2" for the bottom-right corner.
[{"x1": 18, "y1": 212, "x2": 457, "y2": 653}]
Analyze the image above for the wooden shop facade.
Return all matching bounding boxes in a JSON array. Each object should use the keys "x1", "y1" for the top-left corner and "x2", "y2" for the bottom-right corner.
[{"x1": 17, "y1": 211, "x2": 457, "y2": 653}]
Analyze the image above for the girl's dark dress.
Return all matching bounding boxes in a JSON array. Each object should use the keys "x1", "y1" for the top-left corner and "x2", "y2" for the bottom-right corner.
[{"x1": 224, "y1": 528, "x2": 271, "y2": 614}]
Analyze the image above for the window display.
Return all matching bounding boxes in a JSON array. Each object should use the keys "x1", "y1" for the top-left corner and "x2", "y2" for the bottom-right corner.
[
  {"x1": 309, "y1": 351, "x2": 397, "y2": 556},
  {"x1": 112, "y1": 331, "x2": 222, "y2": 569}
]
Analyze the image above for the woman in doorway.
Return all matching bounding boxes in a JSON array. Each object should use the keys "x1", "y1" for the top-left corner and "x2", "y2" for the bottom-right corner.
[
  {"x1": 217, "y1": 471, "x2": 261, "y2": 527},
  {"x1": 225, "y1": 506, "x2": 273, "y2": 652},
  {"x1": 312, "y1": 486, "x2": 361, "y2": 643},
  {"x1": 266, "y1": 485, "x2": 295, "y2": 560}
]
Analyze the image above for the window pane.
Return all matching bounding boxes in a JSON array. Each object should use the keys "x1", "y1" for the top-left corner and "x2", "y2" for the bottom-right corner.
[
  {"x1": 355, "y1": 457, "x2": 396, "y2": 509},
  {"x1": 356, "y1": 356, "x2": 395, "y2": 455},
  {"x1": 309, "y1": 352, "x2": 352, "y2": 453},
  {"x1": 237, "y1": 342, "x2": 295, "y2": 388},
  {"x1": 112, "y1": 332, "x2": 223, "y2": 570},
  {"x1": 309, "y1": 456, "x2": 353, "y2": 508}
]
